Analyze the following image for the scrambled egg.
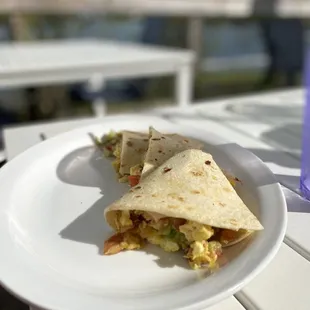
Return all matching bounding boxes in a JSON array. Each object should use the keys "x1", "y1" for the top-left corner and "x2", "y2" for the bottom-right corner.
[
  {"x1": 112, "y1": 143, "x2": 121, "y2": 175},
  {"x1": 98, "y1": 130, "x2": 122, "y2": 158},
  {"x1": 138, "y1": 221, "x2": 180, "y2": 252},
  {"x1": 105, "y1": 210, "x2": 225, "y2": 269},
  {"x1": 187, "y1": 241, "x2": 222, "y2": 269},
  {"x1": 179, "y1": 221, "x2": 214, "y2": 242},
  {"x1": 114, "y1": 210, "x2": 133, "y2": 232},
  {"x1": 130, "y1": 164, "x2": 143, "y2": 177},
  {"x1": 97, "y1": 131, "x2": 128, "y2": 182},
  {"x1": 148, "y1": 235, "x2": 180, "y2": 252}
]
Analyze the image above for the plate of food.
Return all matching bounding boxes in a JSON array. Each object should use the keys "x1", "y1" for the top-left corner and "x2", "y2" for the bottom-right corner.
[{"x1": 0, "y1": 115, "x2": 286, "y2": 310}]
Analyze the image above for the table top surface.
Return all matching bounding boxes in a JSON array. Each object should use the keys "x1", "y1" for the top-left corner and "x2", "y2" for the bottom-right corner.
[
  {"x1": 3, "y1": 88, "x2": 309, "y2": 310},
  {"x1": 0, "y1": 40, "x2": 193, "y2": 74},
  {"x1": 1, "y1": 0, "x2": 309, "y2": 17}
]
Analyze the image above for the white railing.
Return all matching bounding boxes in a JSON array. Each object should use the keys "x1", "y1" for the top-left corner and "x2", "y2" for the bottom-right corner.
[{"x1": 0, "y1": 0, "x2": 308, "y2": 17}]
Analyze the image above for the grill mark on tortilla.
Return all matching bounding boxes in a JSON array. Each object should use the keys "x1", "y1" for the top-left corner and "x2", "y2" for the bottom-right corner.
[
  {"x1": 234, "y1": 177, "x2": 242, "y2": 184},
  {"x1": 230, "y1": 219, "x2": 238, "y2": 225},
  {"x1": 131, "y1": 186, "x2": 141, "y2": 192},
  {"x1": 205, "y1": 160, "x2": 211, "y2": 165},
  {"x1": 168, "y1": 193, "x2": 185, "y2": 202},
  {"x1": 168, "y1": 205, "x2": 179, "y2": 209},
  {"x1": 191, "y1": 190, "x2": 200, "y2": 194},
  {"x1": 163, "y1": 167, "x2": 172, "y2": 173},
  {"x1": 126, "y1": 141, "x2": 133, "y2": 147},
  {"x1": 191, "y1": 170, "x2": 204, "y2": 176},
  {"x1": 219, "y1": 202, "x2": 226, "y2": 207}
]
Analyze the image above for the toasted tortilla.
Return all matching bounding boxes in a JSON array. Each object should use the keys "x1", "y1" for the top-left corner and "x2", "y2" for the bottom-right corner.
[
  {"x1": 105, "y1": 149, "x2": 263, "y2": 246},
  {"x1": 119, "y1": 131, "x2": 149, "y2": 175},
  {"x1": 141, "y1": 127, "x2": 203, "y2": 179}
]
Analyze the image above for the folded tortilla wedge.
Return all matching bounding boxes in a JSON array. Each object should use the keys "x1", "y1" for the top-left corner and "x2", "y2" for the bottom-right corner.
[
  {"x1": 103, "y1": 149, "x2": 263, "y2": 269},
  {"x1": 99, "y1": 127, "x2": 203, "y2": 186},
  {"x1": 118, "y1": 131, "x2": 149, "y2": 176},
  {"x1": 141, "y1": 127, "x2": 203, "y2": 179}
]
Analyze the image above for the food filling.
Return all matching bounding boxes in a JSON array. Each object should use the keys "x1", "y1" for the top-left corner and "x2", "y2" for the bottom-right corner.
[
  {"x1": 95, "y1": 130, "x2": 122, "y2": 157},
  {"x1": 97, "y1": 131, "x2": 143, "y2": 186},
  {"x1": 97, "y1": 132, "x2": 241, "y2": 190},
  {"x1": 104, "y1": 210, "x2": 246, "y2": 269}
]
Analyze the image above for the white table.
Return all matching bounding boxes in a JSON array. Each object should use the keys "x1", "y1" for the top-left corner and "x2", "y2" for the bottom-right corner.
[
  {"x1": 4, "y1": 0, "x2": 308, "y2": 66},
  {"x1": 2, "y1": 0, "x2": 309, "y2": 16},
  {"x1": 0, "y1": 40, "x2": 194, "y2": 116},
  {"x1": 3, "y1": 88, "x2": 310, "y2": 310}
]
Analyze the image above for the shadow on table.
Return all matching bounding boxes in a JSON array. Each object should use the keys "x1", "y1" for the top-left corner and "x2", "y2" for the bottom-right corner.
[
  {"x1": 148, "y1": 111, "x2": 301, "y2": 170},
  {"x1": 247, "y1": 148, "x2": 300, "y2": 169},
  {"x1": 226, "y1": 104, "x2": 303, "y2": 120},
  {"x1": 260, "y1": 123, "x2": 302, "y2": 154},
  {"x1": 282, "y1": 185, "x2": 310, "y2": 213},
  {"x1": 275, "y1": 174, "x2": 300, "y2": 188}
]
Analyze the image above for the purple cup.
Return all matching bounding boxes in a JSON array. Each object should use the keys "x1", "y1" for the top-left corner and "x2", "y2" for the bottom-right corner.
[{"x1": 301, "y1": 56, "x2": 310, "y2": 199}]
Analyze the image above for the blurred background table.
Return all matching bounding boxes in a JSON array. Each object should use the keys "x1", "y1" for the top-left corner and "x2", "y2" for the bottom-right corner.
[
  {"x1": 0, "y1": 40, "x2": 194, "y2": 116},
  {"x1": 2, "y1": 0, "x2": 309, "y2": 65}
]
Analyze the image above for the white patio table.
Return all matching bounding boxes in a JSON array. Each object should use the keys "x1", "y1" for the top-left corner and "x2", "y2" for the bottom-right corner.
[
  {"x1": 3, "y1": 88, "x2": 309, "y2": 310},
  {"x1": 0, "y1": 40, "x2": 194, "y2": 116}
]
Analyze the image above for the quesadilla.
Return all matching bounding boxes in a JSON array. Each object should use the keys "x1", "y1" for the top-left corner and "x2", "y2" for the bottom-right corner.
[
  {"x1": 103, "y1": 149, "x2": 263, "y2": 269},
  {"x1": 96, "y1": 127, "x2": 203, "y2": 187},
  {"x1": 141, "y1": 127, "x2": 203, "y2": 179},
  {"x1": 95, "y1": 130, "x2": 149, "y2": 184}
]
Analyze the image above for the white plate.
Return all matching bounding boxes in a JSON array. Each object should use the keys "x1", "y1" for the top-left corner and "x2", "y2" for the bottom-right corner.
[{"x1": 0, "y1": 115, "x2": 287, "y2": 310}]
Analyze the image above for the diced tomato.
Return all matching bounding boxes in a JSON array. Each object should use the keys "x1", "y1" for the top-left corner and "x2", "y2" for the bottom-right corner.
[
  {"x1": 105, "y1": 145, "x2": 113, "y2": 151},
  {"x1": 128, "y1": 175, "x2": 140, "y2": 187},
  {"x1": 221, "y1": 230, "x2": 238, "y2": 243},
  {"x1": 103, "y1": 233, "x2": 124, "y2": 255}
]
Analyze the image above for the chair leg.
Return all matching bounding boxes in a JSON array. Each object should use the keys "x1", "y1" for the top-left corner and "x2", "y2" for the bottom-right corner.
[
  {"x1": 86, "y1": 75, "x2": 107, "y2": 117},
  {"x1": 175, "y1": 64, "x2": 193, "y2": 108}
]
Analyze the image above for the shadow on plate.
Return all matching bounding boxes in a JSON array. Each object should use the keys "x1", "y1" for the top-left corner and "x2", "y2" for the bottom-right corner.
[
  {"x1": 139, "y1": 244, "x2": 190, "y2": 269},
  {"x1": 56, "y1": 146, "x2": 192, "y2": 268},
  {"x1": 226, "y1": 103, "x2": 303, "y2": 120},
  {"x1": 57, "y1": 146, "x2": 125, "y2": 252},
  {"x1": 260, "y1": 123, "x2": 301, "y2": 153}
]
